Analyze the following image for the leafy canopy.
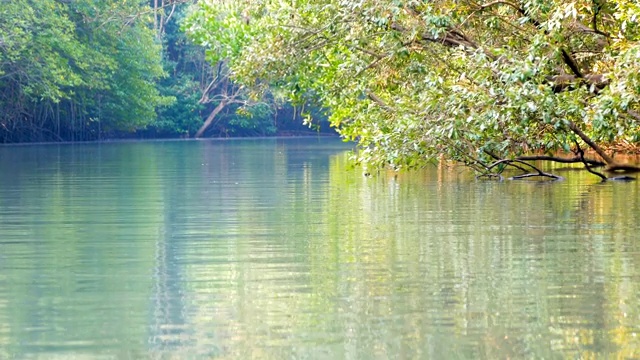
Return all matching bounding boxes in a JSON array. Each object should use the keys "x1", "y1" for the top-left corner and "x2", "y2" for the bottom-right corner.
[
  {"x1": 0, "y1": 0, "x2": 169, "y2": 141},
  {"x1": 187, "y1": 0, "x2": 640, "y2": 170}
]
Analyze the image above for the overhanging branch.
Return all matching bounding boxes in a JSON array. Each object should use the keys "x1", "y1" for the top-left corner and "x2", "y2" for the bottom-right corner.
[
  {"x1": 566, "y1": 120, "x2": 614, "y2": 164},
  {"x1": 366, "y1": 91, "x2": 393, "y2": 111}
]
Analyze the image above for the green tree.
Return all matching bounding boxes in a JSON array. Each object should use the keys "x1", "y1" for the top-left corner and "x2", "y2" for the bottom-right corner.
[
  {"x1": 148, "y1": 1, "x2": 282, "y2": 138},
  {"x1": 147, "y1": 1, "x2": 208, "y2": 138},
  {"x1": 186, "y1": 0, "x2": 640, "y2": 178},
  {"x1": 0, "y1": 0, "x2": 168, "y2": 142}
]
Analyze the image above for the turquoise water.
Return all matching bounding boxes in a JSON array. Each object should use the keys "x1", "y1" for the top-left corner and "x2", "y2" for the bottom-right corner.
[{"x1": 0, "y1": 138, "x2": 639, "y2": 359}]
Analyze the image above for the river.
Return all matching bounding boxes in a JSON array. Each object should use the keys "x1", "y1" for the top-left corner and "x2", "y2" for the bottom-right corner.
[{"x1": 0, "y1": 138, "x2": 639, "y2": 358}]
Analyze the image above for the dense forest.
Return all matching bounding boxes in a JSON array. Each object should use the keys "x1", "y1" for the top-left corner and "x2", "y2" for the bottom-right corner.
[
  {"x1": 4, "y1": 0, "x2": 640, "y2": 180},
  {"x1": 0, "y1": 0, "x2": 330, "y2": 143},
  {"x1": 187, "y1": 0, "x2": 640, "y2": 179}
]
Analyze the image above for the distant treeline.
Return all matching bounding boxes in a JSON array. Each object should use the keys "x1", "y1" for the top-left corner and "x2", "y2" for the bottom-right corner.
[{"x1": 0, "y1": 0, "x2": 331, "y2": 143}]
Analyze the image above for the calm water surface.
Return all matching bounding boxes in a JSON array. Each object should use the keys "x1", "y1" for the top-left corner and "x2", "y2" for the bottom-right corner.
[{"x1": 1, "y1": 138, "x2": 640, "y2": 359}]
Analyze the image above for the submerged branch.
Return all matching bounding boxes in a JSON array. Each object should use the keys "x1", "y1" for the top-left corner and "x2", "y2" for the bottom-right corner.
[
  {"x1": 486, "y1": 158, "x2": 537, "y2": 172},
  {"x1": 509, "y1": 172, "x2": 564, "y2": 180},
  {"x1": 575, "y1": 142, "x2": 607, "y2": 181},
  {"x1": 605, "y1": 163, "x2": 640, "y2": 173},
  {"x1": 484, "y1": 151, "x2": 528, "y2": 172},
  {"x1": 515, "y1": 154, "x2": 605, "y2": 167},
  {"x1": 476, "y1": 173, "x2": 504, "y2": 181},
  {"x1": 485, "y1": 158, "x2": 564, "y2": 180}
]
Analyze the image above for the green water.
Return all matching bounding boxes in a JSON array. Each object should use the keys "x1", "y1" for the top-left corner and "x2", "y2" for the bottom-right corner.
[{"x1": 0, "y1": 138, "x2": 639, "y2": 359}]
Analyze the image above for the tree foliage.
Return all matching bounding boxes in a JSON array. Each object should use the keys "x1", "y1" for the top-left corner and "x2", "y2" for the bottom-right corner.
[
  {"x1": 0, "y1": 0, "x2": 168, "y2": 142},
  {"x1": 186, "y1": 0, "x2": 640, "y2": 172},
  {"x1": 0, "y1": 0, "x2": 330, "y2": 142},
  {"x1": 148, "y1": 1, "x2": 292, "y2": 138}
]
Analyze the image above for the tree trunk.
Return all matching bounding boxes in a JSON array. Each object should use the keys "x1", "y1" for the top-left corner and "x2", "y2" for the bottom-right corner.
[
  {"x1": 566, "y1": 120, "x2": 614, "y2": 164},
  {"x1": 195, "y1": 100, "x2": 228, "y2": 138},
  {"x1": 153, "y1": 0, "x2": 158, "y2": 33}
]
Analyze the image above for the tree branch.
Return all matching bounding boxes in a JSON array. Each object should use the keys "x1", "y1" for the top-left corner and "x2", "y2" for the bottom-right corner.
[
  {"x1": 627, "y1": 109, "x2": 640, "y2": 122},
  {"x1": 486, "y1": 159, "x2": 563, "y2": 180},
  {"x1": 478, "y1": 0, "x2": 587, "y2": 82},
  {"x1": 509, "y1": 172, "x2": 564, "y2": 180},
  {"x1": 366, "y1": 91, "x2": 393, "y2": 111},
  {"x1": 515, "y1": 154, "x2": 605, "y2": 167},
  {"x1": 390, "y1": 23, "x2": 480, "y2": 52},
  {"x1": 479, "y1": 0, "x2": 526, "y2": 16},
  {"x1": 351, "y1": 46, "x2": 385, "y2": 59},
  {"x1": 194, "y1": 86, "x2": 245, "y2": 138},
  {"x1": 575, "y1": 141, "x2": 607, "y2": 180},
  {"x1": 477, "y1": 0, "x2": 541, "y2": 27},
  {"x1": 484, "y1": 150, "x2": 529, "y2": 172},
  {"x1": 565, "y1": 120, "x2": 614, "y2": 164},
  {"x1": 561, "y1": 49, "x2": 584, "y2": 78},
  {"x1": 589, "y1": 1, "x2": 611, "y2": 37}
]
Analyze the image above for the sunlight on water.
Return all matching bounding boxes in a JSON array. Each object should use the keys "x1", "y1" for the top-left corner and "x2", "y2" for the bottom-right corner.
[{"x1": 1, "y1": 138, "x2": 640, "y2": 358}]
